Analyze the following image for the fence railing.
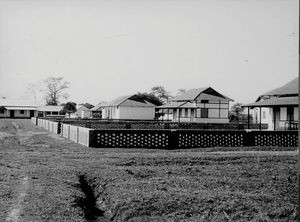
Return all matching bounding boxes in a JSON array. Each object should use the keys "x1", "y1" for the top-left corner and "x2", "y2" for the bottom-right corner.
[{"x1": 33, "y1": 117, "x2": 298, "y2": 149}]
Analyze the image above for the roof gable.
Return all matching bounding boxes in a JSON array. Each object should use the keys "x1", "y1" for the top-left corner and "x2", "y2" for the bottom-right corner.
[{"x1": 172, "y1": 87, "x2": 233, "y2": 102}]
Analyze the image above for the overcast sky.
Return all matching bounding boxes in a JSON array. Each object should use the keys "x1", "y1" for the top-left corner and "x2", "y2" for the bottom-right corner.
[{"x1": 0, "y1": 0, "x2": 298, "y2": 105}]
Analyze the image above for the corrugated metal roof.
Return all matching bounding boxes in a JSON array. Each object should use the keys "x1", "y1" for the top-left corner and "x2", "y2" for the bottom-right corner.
[
  {"x1": 172, "y1": 87, "x2": 233, "y2": 102},
  {"x1": 38, "y1": 106, "x2": 64, "y2": 112},
  {"x1": 102, "y1": 95, "x2": 157, "y2": 107},
  {"x1": 105, "y1": 95, "x2": 133, "y2": 106},
  {"x1": 242, "y1": 96, "x2": 298, "y2": 107},
  {"x1": 262, "y1": 77, "x2": 298, "y2": 97},
  {"x1": 4, "y1": 106, "x2": 37, "y2": 110},
  {"x1": 91, "y1": 102, "x2": 107, "y2": 111},
  {"x1": 172, "y1": 88, "x2": 208, "y2": 101},
  {"x1": 0, "y1": 99, "x2": 37, "y2": 107}
]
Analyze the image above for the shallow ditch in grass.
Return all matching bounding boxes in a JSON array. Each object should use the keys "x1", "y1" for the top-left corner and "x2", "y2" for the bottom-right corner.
[{"x1": 75, "y1": 175, "x2": 110, "y2": 222}]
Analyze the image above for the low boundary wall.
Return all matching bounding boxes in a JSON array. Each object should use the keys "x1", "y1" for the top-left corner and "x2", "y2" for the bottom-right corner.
[
  {"x1": 92, "y1": 129, "x2": 298, "y2": 149},
  {"x1": 32, "y1": 118, "x2": 298, "y2": 149}
]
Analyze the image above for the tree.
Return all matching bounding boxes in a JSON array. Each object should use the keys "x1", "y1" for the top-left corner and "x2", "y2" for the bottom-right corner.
[
  {"x1": 42, "y1": 77, "x2": 70, "y2": 105},
  {"x1": 133, "y1": 93, "x2": 163, "y2": 106},
  {"x1": 230, "y1": 103, "x2": 245, "y2": 122},
  {"x1": 62, "y1": 102, "x2": 77, "y2": 117},
  {"x1": 79, "y1": 102, "x2": 94, "y2": 109},
  {"x1": 27, "y1": 81, "x2": 42, "y2": 104},
  {"x1": 176, "y1": 88, "x2": 186, "y2": 96},
  {"x1": 150, "y1": 86, "x2": 173, "y2": 104}
]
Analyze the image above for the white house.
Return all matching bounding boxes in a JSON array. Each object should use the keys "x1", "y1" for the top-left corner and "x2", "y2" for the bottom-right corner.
[
  {"x1": 38, "y1": 105, "x2": 65, "y2": 117},
  {"x1": 0, "y1": 99, "x2": 38, "y2": 118},
  {"x1": 156, "y1": 87, "x2": 233, "y2": 123},
  {"x1": 243, "y1": 77, "x2": 298, "y2": 130},
  {"x1": 100, "y1": 95, "x2": 156, "y2": 120},
  {"x1": 73, "y1": 104, "x2": 91, "y2": 118}
]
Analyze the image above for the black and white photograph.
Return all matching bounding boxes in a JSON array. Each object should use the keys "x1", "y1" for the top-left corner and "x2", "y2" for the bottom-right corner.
[{"x1": 0, "y1": 0, "x2": 298, "y2": 221}]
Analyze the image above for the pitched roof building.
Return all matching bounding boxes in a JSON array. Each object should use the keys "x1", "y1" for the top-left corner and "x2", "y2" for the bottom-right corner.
[
  {"x1": 243, "y1": 77, "x2": 298, "y2": 130},
  {"x1": 99, "y1": 94, "x2": 157, "y2": 120},
  {"x1": 0, "y1": 99, "x2": 37, "y2": 118},
  {"x1": 156, "y1": 87, "x2": 233, "y2": 123}
]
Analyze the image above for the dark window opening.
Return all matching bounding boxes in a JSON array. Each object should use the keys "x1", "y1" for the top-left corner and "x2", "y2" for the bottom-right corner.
[
  {"x1": 201, "y1": 100, "x2": 209, "y2": 103},
  {"x1": 201, "y1": 108, "x2": 209, "y2": 118},
  {"x1": 20, "y1": 110, "x2": 25, "y2": 114}
]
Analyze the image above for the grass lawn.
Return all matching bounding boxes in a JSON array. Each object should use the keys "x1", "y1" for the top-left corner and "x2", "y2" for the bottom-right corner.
[{"x1": 0, "y1": 119, "x2": 298, "y2": 221}]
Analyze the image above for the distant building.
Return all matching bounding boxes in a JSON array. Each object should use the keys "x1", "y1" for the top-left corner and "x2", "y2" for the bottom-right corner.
[
  {"x1": 156, "y1": 87, "x2": 233, "y2": 123},
  {"x1": 74, "y1": 104, "x2": 91, "y2": 118},
  {"x1": 38, "y1": 105, "x2": 64, "y2": 117},
  {"x1": 0, "y1": 99, "x2": 37, "y2": 118},
  {"x1": 90, "y1": 102, "x2": 107, "y2": 118},
  {"x1": 100, "y1": 95, "x2": 157, "y2": 120},
  {"x1": 243, "y1": 77, "x2": 298, "y2": 130}
]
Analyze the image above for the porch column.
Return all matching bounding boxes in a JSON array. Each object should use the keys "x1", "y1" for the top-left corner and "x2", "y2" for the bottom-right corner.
[
  {"x1": 289, "y1": 106, "x2": 292, "y2": 130},
  {"x1": 247, "y1": 107, "x2": 250, "y2": 129},
  {"x1": 259, "y1": 107, "x2": 262, "y2": 131}
]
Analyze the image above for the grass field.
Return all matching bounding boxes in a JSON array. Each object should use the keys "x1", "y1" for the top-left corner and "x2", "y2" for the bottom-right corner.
[{"x1": 0, "y1": 119, "x2": 298, "y2": 221}]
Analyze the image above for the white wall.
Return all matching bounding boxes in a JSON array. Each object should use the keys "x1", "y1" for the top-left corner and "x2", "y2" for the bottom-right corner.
[
  {"x1": 0, "y1": 109, "x2": 37, "y2": 118},
  {"x1": 119, "y1": 107, "x2": 155, "y2": 119}
]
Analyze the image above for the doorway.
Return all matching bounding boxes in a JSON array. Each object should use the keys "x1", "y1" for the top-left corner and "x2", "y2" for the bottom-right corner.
[{"x1": 10, "y1": 110, "x2": 14, "y2": 118}]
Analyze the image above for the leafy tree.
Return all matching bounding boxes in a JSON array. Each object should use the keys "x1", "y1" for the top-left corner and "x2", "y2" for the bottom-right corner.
[
  {"x1": 150, "y1": 86, "x2": 173, "y2": 104},
  {"x1": 42, "y1": 77, "x2": 70, "y2": 105},
  {"x1": 230, "y1": 103, "x2": 245, "y2": 122},
  {"x1": 62, "y1": 102, "x2": 77, "y2": 117},
  {"x1": 79, "y1": 102, "x2": 94, "y2": 109},
  {"x1": 133, "y1": 93, "x2": 163, "y2": 106}
]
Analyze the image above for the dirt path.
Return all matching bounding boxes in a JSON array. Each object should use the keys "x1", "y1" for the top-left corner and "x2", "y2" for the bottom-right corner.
[{"x1": 0, "y1": 119, "x2": 87, "y2": 221}]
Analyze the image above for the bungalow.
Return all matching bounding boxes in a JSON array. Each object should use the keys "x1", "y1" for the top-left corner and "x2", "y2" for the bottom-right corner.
[
  {"x1": 0, "y1": 99, "x2": 38, "y2": 118},
  {"x1": 38, "y1": 105, "x2": 65, "y2": 117},
  {"x1": 156, "y1": 87, "x2": 233, "y2": 123},
  {"x1": 242, "y1": 77, "x2": 298, "y2": 130},
  {"x1": 100, "y1": 94, "x2": 156, "y2": 120}
]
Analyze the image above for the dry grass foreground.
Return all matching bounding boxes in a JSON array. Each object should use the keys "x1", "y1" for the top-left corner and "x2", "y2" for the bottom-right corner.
[{"x1": 0, "y1": 119, "x2": 298, "y2": 222}]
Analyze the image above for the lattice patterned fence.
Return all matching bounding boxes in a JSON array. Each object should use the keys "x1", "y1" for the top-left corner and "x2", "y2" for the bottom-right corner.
[
  {"x1": 250, "y1": 131, "x2": 298, "y2": 147},
  {"x1": 93, "y1": 130, "x2": 171, "y2": 148},
  {"x1": 178, "y1": 131, "x2": 245, "y2": 148}
]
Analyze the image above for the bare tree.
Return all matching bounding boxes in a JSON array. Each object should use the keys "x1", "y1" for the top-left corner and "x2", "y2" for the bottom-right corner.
[
  {"x1": 176, "y1": 88, "x2": 186, "y2": 96},
  {"x1": 27, "y1": 82, "x2": 41, "y2": 104},
  {"x1": 42, "y1": 77, "x2": 70, "y2": 105}
]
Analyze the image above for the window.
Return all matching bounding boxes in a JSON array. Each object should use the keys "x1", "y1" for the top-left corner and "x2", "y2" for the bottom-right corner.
[
  {"x1": 294, "y1": 107, "x2": 298, "y2": 121},
  {"x1": 201, "y1": 108, "x2": 208, "y2": 118},
  {"x1": 0, "y1": 108, "x2": 5, "y2": 114},
  {"x1": 20, "y1": 110, "x2": 25, "y2": 114},
  {"x1": 46, "y1": 111, "x2": 51, "y2": 115},
  {"x1": 201, "y1": 100, "x2": 209, "y2": 103},
  {"x1": 280, "y1": 107, "x2": 287, "y2": 121},
  {"x1": 262, "y1": 111, "x2": 266, "y2": 119},
  {"x1": 52, "y1": 112, "x2": 58, "y2": 115},
  {"x1": 185, "y1": 108, "x2": 189, "y2": 117}
]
